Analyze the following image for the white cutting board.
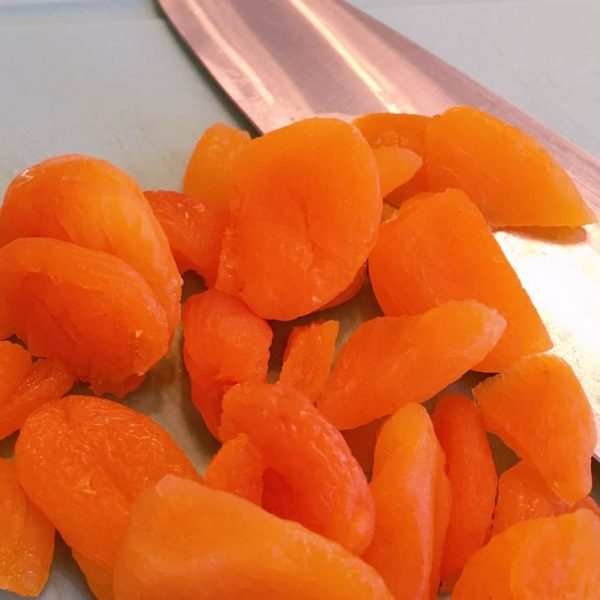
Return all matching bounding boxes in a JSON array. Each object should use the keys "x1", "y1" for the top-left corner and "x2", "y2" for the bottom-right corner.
[{"x1": 0, "y1": 1, "x2": 599, "y2": 598}]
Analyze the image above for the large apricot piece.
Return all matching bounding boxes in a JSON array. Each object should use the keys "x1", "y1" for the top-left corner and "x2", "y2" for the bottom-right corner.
[
  {"x1": 183, "y1": 123, "x2": 251, "y2": 207},
  {"x1": 144, "y1": 190, "x2": 228, "y2": 287},
  {"x1": 369, "y1": 189, "x2": 551, "y2": 371},
  {"x1": 453, "y1": 509, "x2": 600, "y2": 599},
  {"x1": 426, "y1": 106, "x2": 594, "y2": 227},
  {"x1": 493, "y1": 461, "x2": 599, "y2": 535},
  {"x1": 318, "y1": 300, "x2": 506, "y2": 429},
  {"x1": 432, "y1": 393, "x2": 497, "y2": 590},
  {"x1": 220, "y1": 381, "x2": 374, "y2": 554},
  {"x1": 474, "y1": 353, "x2": 596, "y2": 505},
  {"x1": 0, "y1": 238, "x2": 169, "y2": 396},
  {"x1": 183, "y1": 289, "x2": 272, "y2": 439},
  {"x1": 15, "y1": 395, "x2": 200, "y2": 580},
  {"x1": 321, "y1": 262, "x2": 367, "y2": 309},
  {"x1": 363, "y1": 404, "x2": 451, "y2": 599},
  {"x1": 113, "y1": 475, "x2": 392, "y2": 600},
  {"x1": 280, "y1": 320, "x2": 339, "y2": 401},
  {"x1": 0, "y1": 459, "x2": 54, "y2": 597},
  {"x1": 0, "y1": 155, "x2": 181, "y2": 335},
  {"x1": 216, "y1": 118, "x2": 381, "y2": 320}
]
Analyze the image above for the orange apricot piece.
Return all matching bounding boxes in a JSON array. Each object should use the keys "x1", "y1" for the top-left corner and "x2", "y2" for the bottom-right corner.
[
  {"x1": 372, "y1": 146, "x2": 422, "y2": 198},
  {"x1": 362, "y1": 404, "x2": 451, "y2": 599},
  {"x1": 216, "y1": 118, "x2": 381, "y2": 320},
  {"x1": 369, "y1": 189, "x2": 551, "y2": 372},
  {"x1": 113, "y1": 475, "x2": 393, "y2": 600},
  {"x1": 220, "y1": 381, "x2": 374, "y2": 554},
  {"x1": 0, "y1": 238, "x2": 169, "y2": 396},
  {"x1": 432, "y1": 393, "x2": 497, "y2": 590},
  {"x1": 453, "y1": 509, "x2": 600, "y2": 599},
  {"x1": 321, "y1": 263, "x2": 367, "y2": 309},
  {"x1": 474, "y1": 353, "x2": 596, "y2": 505},
  {"x1": 342, "y1": 418, "x2": 384, "y2": 475},
  {"x1": 144, "y1": 190, "x2": 228, "y2": 286},
  {"x1": 0, "y1": 155, "x2": 181, "y2": 335},
  {"x1": 318, "y1": 300, "x2": 506, "y2": 429},
  {"x1": 72, "y1": 551, "x2": 113, "y2": 600},
  {"x1": 183, "y1": 123, "x2": 251, "y2": 207},
  {"x1": 0, "y1": 459, "x2": 54, "y2": 597},
  {"x1": 426, "y1": 106, "x2": 594, "y2": 227},
  {"x1": 280, "y1": 320, "x2": 339, "y2": 401},
  {"x1": 493, "y1": 461, "x2": 600, "y2": 535},
  {"x1": 205, "y1": 433, "x2": 264, "y2": 505},
  {"x1": 182, "y1": 289, "x2": 272, "y2": 439},
  {"x1": 15, "y1": 395, "x2": 200, "y2": 582},
  {"x1": 0, "y1": 341, "x2": 32, "y2": 402}
]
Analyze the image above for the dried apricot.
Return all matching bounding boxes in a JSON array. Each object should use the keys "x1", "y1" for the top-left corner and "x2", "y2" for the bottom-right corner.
[
  {"x1": 0, "y1": 341, "x2": 32, "y2": 403},
  {"x1": 318, "y1": 300, "x2": 506, "y2": 429},
  {"x1": 113, "y1": 475, "x2": 393, "y2": 600},
  {"x1": 182, "y1": 289, "x2": 272, "y2": 438},
  {"x1": 426, "y1": 106, "x2": 594, "y2": 227},
  {"x1": 453, "y1": 509, "x2": 600, "y2": 599},
  {"x1": 0, "y1": 238, "x2": 169, "y2": 396},
  {"x1": 372, "y1": 146, "x2": 422, "y2": 198},
  {"x1": 474, "y1": 353, "x2": 596, "y2": 504},
  {"x1": 342, "y1": 418, "x2": 384, "y2": 475},
  {"x1": 280, "y1": 320, "x2": 339, "y2": 401},
  {"x1": 220, "y1": 381, "x2": 374, "y2": 554},
  {"x1": 369, "y1": 189, "x2": 551, "y2": 371},
  {"x1": 216, "y1": 118, "x2": 381, "y2": 320},
  {"x1": 432, "y1": 393, "x2": 497, "y2": 590},
  {"x1": 14, "y1": 395, "x2": 200, "y2": 582},
  {"x1": 321, "y1": 263, "x2": 367, "y2": 309},
  {"x1": 363, "y1": 404, "x2": 450, "y2": 599},
  {"x1": 0, "y1": 155, "x2": 181, "y2": 335},
  {"x1": 0, "y1": 459, "x2": 54, "y2": 597}
]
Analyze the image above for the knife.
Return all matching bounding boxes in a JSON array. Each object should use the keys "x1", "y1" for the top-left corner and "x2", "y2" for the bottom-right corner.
[{"x1": 158, "y1": 0, "x2": 600, "y2": 456}]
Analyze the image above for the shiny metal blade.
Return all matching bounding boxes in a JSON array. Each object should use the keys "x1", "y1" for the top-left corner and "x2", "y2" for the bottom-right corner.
[{"x1": 160, "y1": 0, "x2": 600, "y2": 455}]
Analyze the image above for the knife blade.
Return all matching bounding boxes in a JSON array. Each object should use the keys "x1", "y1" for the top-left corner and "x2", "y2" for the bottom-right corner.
[{"x1": 159, "y1": 0, "x2": 600, "y2": 456}]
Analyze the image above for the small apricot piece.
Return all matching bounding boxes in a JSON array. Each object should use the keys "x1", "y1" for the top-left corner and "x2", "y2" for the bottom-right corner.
[
  {"x1": 432, "y1": 393, "x2": 497, "y2": 590},
  {"x1": 0, "y1": 459, "x2": 54, "y2": 597},
  {"x1": 280, "y1": 320, "x2": 339, "y2": 401},
  {"x1": 453, "y1": 509, "x2": 600, "y2": 599},
  {"x1": 216, "y1": 118, "x2": 381, "y2": 320},
  {"x1": 182, "y1": 289, "x2": 272, "y2": 439},
  {"x1": 113, "y1": 475, "x2": 393, "y2": 600},
  {"x1": 205, "y1": 433, "x2": 264, "y2": 505},
  {"x1": 426, "y1": 106, "x2": 594, "y2": 227},
  {"x1": 363, "y1": 404, "x2": 451, "y2": 599},
  {"x1": 493, "y1": 461, "x2": 600, "y2": 535},
  {"x1": 0, "y1": 155, "x2": 181, "y2": 335},
  {"x1": 183, "y1": 123, "x2": 251, "y2": 207},
  {"x1": 145, "y1": 191, "x2": 228, "y2": 286},
  {"x1": 372, "y1": 146, "x2": 422, "y2": 198},
  {"x1": 369, "y1": 189, "x2": 551, "y2": 371},
  {"x1": 318, "y1": 300, "x2": 506, "y2": 429},
  {"x1": 474, "y1": 353, "x2": 596, "y2": 505},
  {"x1": 220, "y1": 381, "x2": 374, "y2": 554},
  {"x1": 0, "y1": 238, "x2": 169, "y2": 396}
]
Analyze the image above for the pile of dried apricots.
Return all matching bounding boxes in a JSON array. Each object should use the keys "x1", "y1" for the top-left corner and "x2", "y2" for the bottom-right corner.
[{"x1": 0, "y1": 106, "x2": 599, "y2": 599}]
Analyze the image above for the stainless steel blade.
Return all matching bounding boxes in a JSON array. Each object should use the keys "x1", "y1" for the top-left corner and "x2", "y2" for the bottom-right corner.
[{"x1": 159, "y1": 0, "x2": 600, "y2": 455}]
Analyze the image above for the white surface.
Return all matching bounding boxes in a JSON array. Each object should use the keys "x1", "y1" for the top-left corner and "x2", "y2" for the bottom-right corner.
[{"x1": 0, "y1": 1, "x2": 599, "y2": 599}]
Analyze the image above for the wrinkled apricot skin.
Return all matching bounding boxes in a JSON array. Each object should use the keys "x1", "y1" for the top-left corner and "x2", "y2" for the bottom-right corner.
[
  {"x1": 362, "y1": 404, "x2": 450, "y2": 599},
  {"x1": 426, "y1": 106, "x2": 595, "y2": 227},
  {"x1": 453, "y1": 510, "x2": 600, "y2": 599},
  {"x1": 220, "y1": 381, "x2": 375, "y2": 554},
  {"x1": 182, "y1": 289, "x2": 272, "y2": 439},
  {"x1": 113, "y1": 476, "x2": 393, "y2": 600},
  {"x1": 216, "y1": 118, "x2": 381, "y2": 320},
  {"x1": 0, "y1": 238, "x2": 169, "y2": 396},
  {"x1": 14, "y1": 395, "x2": 200, "y2": 580},
  {"x1": 474, "y1": 353, "x2": 596, "y2": 505},
  {"x1": 318, "y1": 300, "x2": 506, "y2": 429},
  {"x1": 183, "y1": 123, "x2": 251, "y2": 207},
  {"x1": 0, "y1": 155, "x2": 181, "y2": 335},
  {"x1": 369, "y1": 189, "x2": 551, "y2": 372},
  {"x1": 0, "y1": 459, "x2": 55, "y2": 597},
  {"x1": 372, "y1": 146, "x2": 422, "y2": 198},
  {"x1": 432, "y1": 394, "x2": 497, "y2": 590},
  {"x1": 280, "y1": 320, "x2": 339, "y2": 401},
  {"x1": 205, "y1": 433, "x2": 264, "y2": 505},
  {"x1": 492, "y1": 461, "x2": 600, "y2": 535}
]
